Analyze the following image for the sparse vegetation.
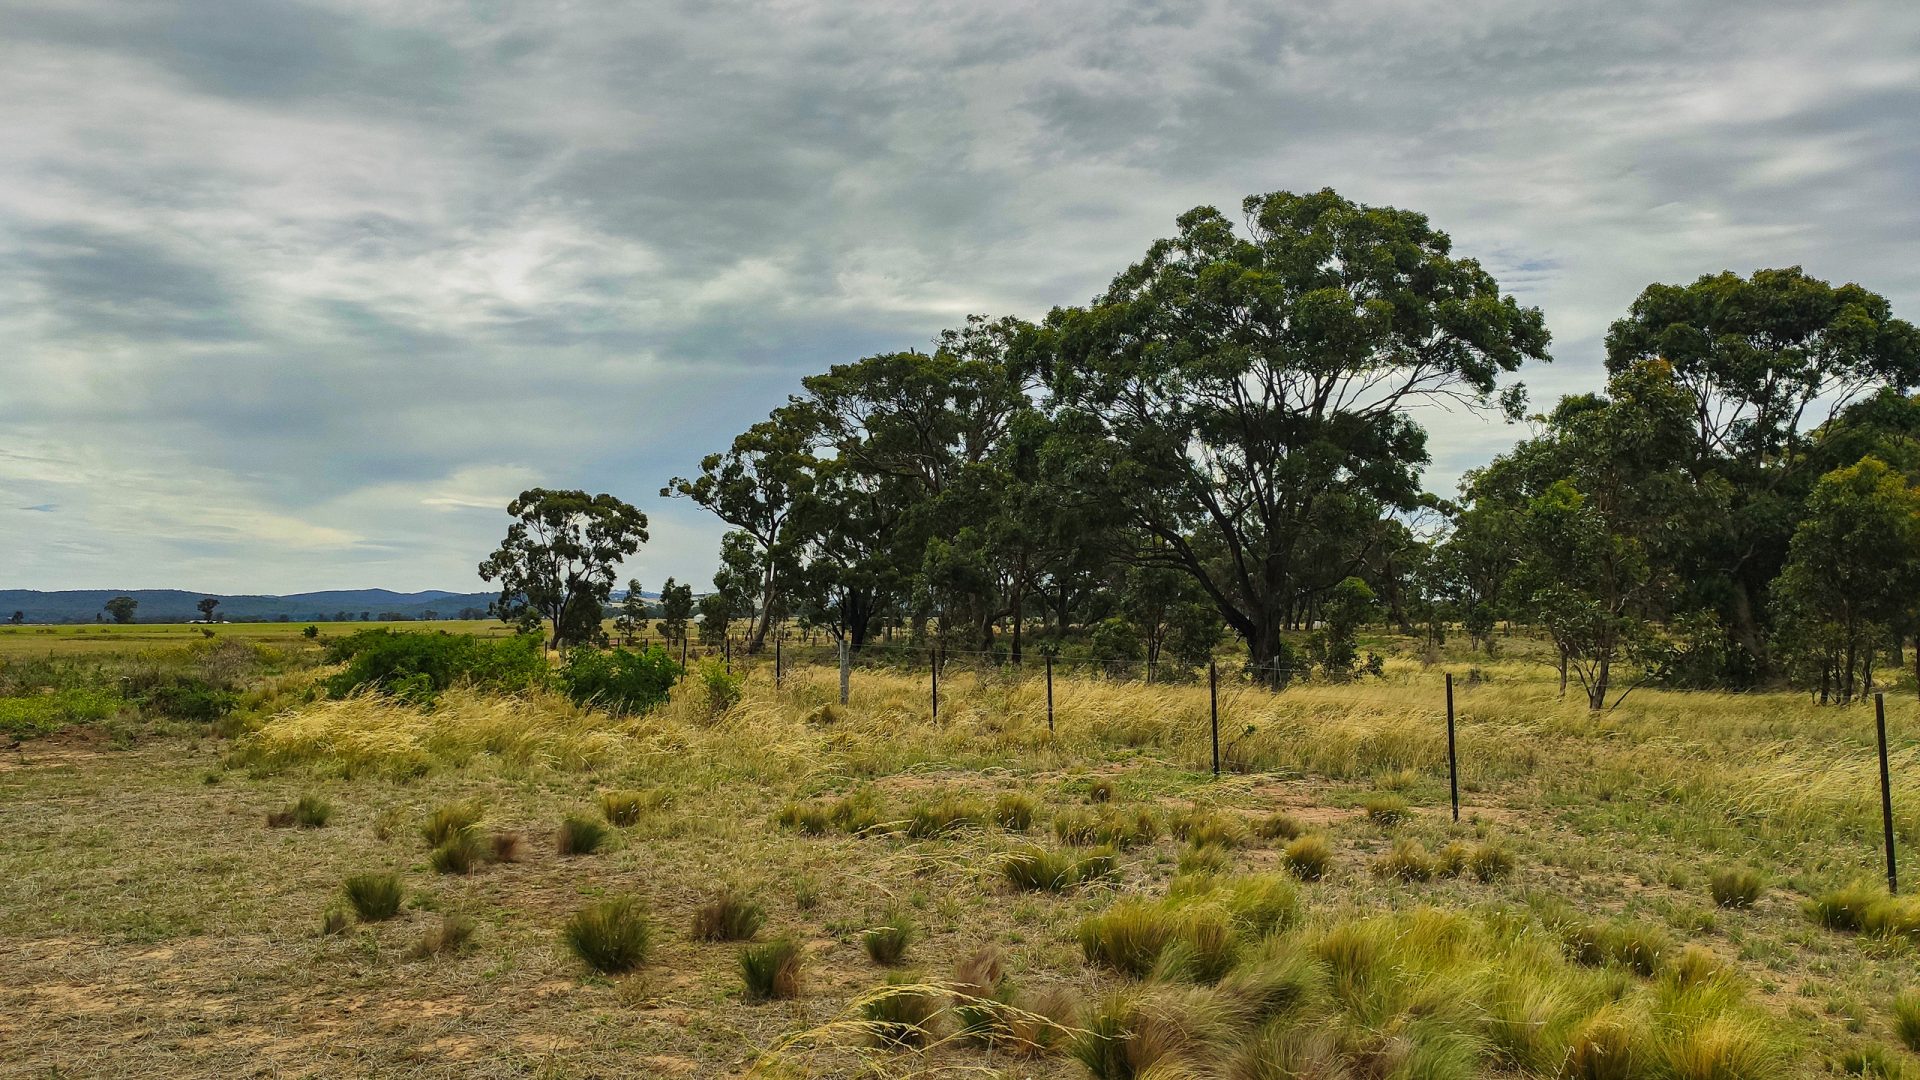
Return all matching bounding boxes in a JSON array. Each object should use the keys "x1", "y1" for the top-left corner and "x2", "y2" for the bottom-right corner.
[{"x1": 412, "y1": 913, "x2": 476, "y2": 958}]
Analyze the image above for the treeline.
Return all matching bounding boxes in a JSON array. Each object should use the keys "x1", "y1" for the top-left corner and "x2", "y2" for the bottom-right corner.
[{"x1": 653, "y1": 188, "x2": 1920, "y2": 708}]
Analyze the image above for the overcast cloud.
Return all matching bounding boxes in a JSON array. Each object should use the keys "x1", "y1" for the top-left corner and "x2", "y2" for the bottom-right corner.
[{"x1": 3, "y1": 0, "x2": 1917, "y2": 593}]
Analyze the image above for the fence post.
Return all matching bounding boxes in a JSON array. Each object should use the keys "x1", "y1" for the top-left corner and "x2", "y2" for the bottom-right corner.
[
  {"x1": 1045, "y1": 654, "x2": 1054, "y2": 733},
  {"x1": 724, "y1": 634, "x2": 731, "y2": 674},
  {"x1": 775, "y1": 637, "x2": 782, "y2": 690},
  {"x1": 839, "y1": 639, "x2": 850, "y2": 706},
  {"x1": 681, "y1": 636, "x2": 688, "y2": 668},
  {"x1": 1879, "y1": 692, "x2": 1898, "y2": 894},
  {"x1": 931, "y1": 649, "x2": 939, "y2": 721},
  {"x1": 1209, "y1": 661, "x2": 1220, "y2": 777},
  {"x1": 1446, "y1": 672, "x2": 1460, "y2": 823}
]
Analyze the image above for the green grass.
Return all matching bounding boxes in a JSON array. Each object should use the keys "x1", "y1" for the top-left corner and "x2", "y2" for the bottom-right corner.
[
  {"x1": 341, "y1": 872, "x2": 403, "y2": 921},
  {"x1": 861, "y1": 908, "x2": 916, "y2": 966},
  {"x1": 740, "y1": 936, "x2": 802, "y2": 1001},
  {"x1": 556, "y1": 813, "x2": 607, "y2": 856},
  {"x1": 562, "y1": 896, "x2": 652, "y2": 974}
]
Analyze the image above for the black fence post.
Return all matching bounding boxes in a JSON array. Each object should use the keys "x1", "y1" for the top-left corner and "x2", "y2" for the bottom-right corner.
[
  {"x1": 1446, "y1": 672, "x2": 1460, "y2": 823},
  {"x1": 1045, "y1": 654, "x2": 1054, "y2": 733},
  {"x1": 1880, "y1": 692, "x2": 1898, "y2": 894},
  {"x1": 680, "y1": 636, "x2": 688, "y2": 668},
  {"x1": 931, "y1": 649, "x2": 939, "y2": 721},
  {"x1": 724, "y1": 634, "x2": 731, "y2": 674},
  {"x1": 1209, "y1": 661, "x2": 1220, "y2": 777}
]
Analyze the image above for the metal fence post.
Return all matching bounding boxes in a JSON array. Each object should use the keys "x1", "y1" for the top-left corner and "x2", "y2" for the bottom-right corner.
[
  {"x1": 931, "y1": 649, "x2": 939, "y2": 721},
  {"x1": 839, "y1": 639, "x2": 850, "y2": 706},
  {"x1": 1209, "y1": 661, "x2": 1220, "y2": 777},
  {"x1": 724, "y1": 634, "x2": 731, "y2": 674},
  {"x1": 1045, "y1": 653, "x2": 1054, "y2": 733},
  {"x1": 1880, "y1": 692, "x2": 1898, "y2": 894},
  {"x1": 1446, "y1": 672, "x2": 1460, "y2": 823},
  {"x1": 775, "y1": 637, "x2": 782, "y2": 690}
]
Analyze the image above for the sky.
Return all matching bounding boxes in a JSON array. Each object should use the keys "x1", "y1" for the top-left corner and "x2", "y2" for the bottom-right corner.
[{"x1": 3, "y1": 0, "x2": 1918, "y2": 594}]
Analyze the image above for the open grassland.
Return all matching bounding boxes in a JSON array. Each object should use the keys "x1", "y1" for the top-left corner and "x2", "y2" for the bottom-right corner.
[
  {"x1": 7, "y1": 632, "x2": 1920, "y2": 1077},
  {"x1": 0, "y1": 619, "x2": 516, "y2": 658}
]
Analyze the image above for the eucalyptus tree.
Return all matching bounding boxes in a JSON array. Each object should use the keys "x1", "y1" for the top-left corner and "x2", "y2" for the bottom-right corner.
[
  {"x1": 1041, "y1": 188, "x2": 1550, "y2": 679},
  {"x1": 477, "y1": 489, "x2": 647, "y2": 649}
]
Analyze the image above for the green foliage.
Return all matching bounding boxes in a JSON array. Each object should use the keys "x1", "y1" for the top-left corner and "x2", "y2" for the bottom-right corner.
[
  {"x1": 1562, "y1": 919, "x2": 1673, "y2": 976},
  {"x1": 697, "y1": 659, "x2": 741, "y2": 715},
  {"x1": 1001, "y1": 845, "x2": 1090, "y2": 891},
  {"x1": 478, "y1": 488, "x2": 648, "y2": 649},
  {"x1": 0, "y1": 688, "x2": 121, "y2": 736},
  {"x1": 1374, "y1": 838, "x2": 1436, "y2": 882},
  {"x1": 558, "y1": 646, "x2": 680, "y2": 715},
  {"x1": 740, "y1": 936, "x2": 802, "y2": 1001},
  {"x1": 421, "y1": 801, "x2": 483, "y2": 848},
  {"x1": 562, "y1": 896, "x2": 652, "y2": 973},
  {"x1": 1055, "y1": 806, "x2": 1157, "y2": 848},
  {"x1": 1892, "y1": 989, "x2": 1920, "y2": 1052},
  {"x1": 1256, "y1": 811, "x2": 1303, "y2": 841},
  {"x1": 429, "y1": 829, "x2": 486, "y2": 875},
  {"x1": 1807, "y1": 883, "x2": 1882, "y2": 932},
  {"x1": 342, "y1": 872, "x2": 403, "y2": 921},
  {"x1": 323, "y1": 629, "x2": 546, "y2": 702},
  {"x1": 905, "y1": 794, "x2": 984, "y2": 838},
  {"x1": 776, "y1": 800, "x2": 833, "y2": 835}
]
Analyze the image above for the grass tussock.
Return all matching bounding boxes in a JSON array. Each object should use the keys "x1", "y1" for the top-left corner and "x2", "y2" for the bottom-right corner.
[
  {"x1": 1002, "y1": 844, "x2": 1088, "y2": 891},
  {"x1": 776, "y1": 800, "x2": 833, "y2": 835},
  {"x1": 1256, "y1": 810, "x2": 1304, "y2": 841},
  {"x1": 1281, "y1": 834, "x2": 1334, "y2": 881},
  {"x1": 556, "y1": 813, "x2": 608, "y2": 856},
  {"x1": 692, "y1": 888, "x2": 765, "y2": 941},
  {"x1": 1891, "y1": 989, "x2": 1920, "y2": 1052},
  {"x1": 272, "y1": 793, "x2": 333, "y2": 828},
  {"x1": 1361, "y1": 792, "x2": 1410, "y2": 825},
  {"x1": 429, "y1": 827, "x2": 487, "y2": 875},
  {"x1": 740, "y1": 936, "x2": 802, "y2": 1001},
  {"x1": 342, "y1": 871, "x2": 403, "y2": 922},
  {"x1": 422, "y1": 801, "x2": 483, "y2": 847},
  {"x1": 598, "y1": 787, "x2": 666, "y2": 826},
  {"x1": 562, "y1": 896, "x2": 651, "y2": 974},
  {"x1": 1373, "y1": 838, "x2": 1436, "y2": 882},
  {"x1": 905, "y1": 794, "x2": 985, "y2": 839},
  {"x1": 1087, "y1": 777, "x2": 1114, "y2": 803},
  {"x1": 993, "y1": 791, "x2": 1037, "y2": 831},
  {"x1": 1055, "y1": 806, "x2": 1158, "y2": 848},
  {"x1": 1709, "y1": 867, "x2": 1764, "y2": 909},
  {"x1": 412, "y1": 913, "x2": 476, "y2": 958},
  {"x1": 1562, "y1": 919, "x2": 1673, "y2": 976},
  {"x1": 859, "y1": 977, "x2": 942, "y2": 1048},
  {"x1": 862, "y1": 908, "x2": 916, "y2": 965}
]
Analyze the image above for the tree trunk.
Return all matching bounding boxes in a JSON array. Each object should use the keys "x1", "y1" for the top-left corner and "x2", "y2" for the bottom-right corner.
[{"x1": 1586, "y1": 652, "x2": 1610, "y2": 711}]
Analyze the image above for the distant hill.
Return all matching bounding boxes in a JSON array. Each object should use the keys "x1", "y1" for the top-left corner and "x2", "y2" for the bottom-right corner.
[{"x1": 0, "y1": 588, "x2": 502, "y2": 624}]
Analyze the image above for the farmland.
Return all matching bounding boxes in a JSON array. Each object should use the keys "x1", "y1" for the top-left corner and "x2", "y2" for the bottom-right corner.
[{"x1": 5, "y1": 623, "x2": 1920, "y2": 1077}]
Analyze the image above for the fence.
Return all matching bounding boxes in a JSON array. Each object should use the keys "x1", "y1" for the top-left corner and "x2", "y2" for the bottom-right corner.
[{"x1": 625, "y1": 630, "x2": 1907, "y2": 895}]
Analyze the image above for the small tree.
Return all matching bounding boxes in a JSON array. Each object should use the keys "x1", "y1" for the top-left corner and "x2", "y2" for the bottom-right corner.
[
  {"x1": 478, "y1": 489, "x2": 648, "y2": 650},
  {"x1": 655, "y1": 578, "x2": 694, "y2": 643},
  {"x1": 8, "y1": 611, "x2": 21, "y2": 625},
  {"x1": 104, "y1": 596, "x2": 138, "y2": 624},
  {"x1": 1772, "y1": 456, "x2": 1920, "y2": 703},
  {"x1": 697, "y1": 591, "x2": 736, "y2": 646},
  {"x1": 1307, "y1": 577, "x2": 1379, "y2": 681},
  {"x1": 197, "y1": 597, "x2": 221, "y2": 622},
  {"x1": 614, "y1": 579, "x2": 647, "y2": 644}
]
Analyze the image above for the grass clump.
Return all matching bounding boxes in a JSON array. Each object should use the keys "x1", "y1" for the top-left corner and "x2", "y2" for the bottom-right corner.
[
  {"x1": 1281, "y1": 834, "x2": 1333, "y2": 881},
  {"x1": 557, "y1": 813, "x2": 608, "y2": 856},
  {"x1": 562, "y1": 896, "x2": 652, "y2": 974},
  {"x1": 412, "y1": 913, "x2": 476, "y2": 958},
  {"x1": 1468, "y1": 840, "x2": 1515, "y2": 881},
  {"x1": 692, "y1": 888, "x2": 765, "y2": 942},
  {"x1": 776, "y1": 800, "x2": 833, "y2": 835},
  {"x1": 342, "y1": 871, "x2": 403, "y2": 922},
  {"x1": 421, "y1": 801, "x2": 483, "y2": 847},
  {"x1": 829, "y1": 790, "x2": 891, "y2": 834},
  {"x1": 489, "y1": 831, "x2": 523, "y2": 863},
  {"x1": 993, "y1": 791, "x2": 1037, "y2": 831},
  {"x1": 860, "y1": 976, "x2": 941, "y2": 1048},
  {"x1": 1807, "y1": 882, "x2": 1881, "y2": 932},
  {"x1": 1079, "y1": 899, "x2": 1185, "y2": 978},
  {"x1": 1055, "y1": 806, "x2": 1157, "y2": 849},
  {"x1": 862, "y1": 908, "x2": 917, "y2": 965},
  {"x1": 279, "y1": 794, "x2": 333, "y2": 828},
  {"x1": 1709, "y1": 867, "x2": 1763, "y2": 909},
  {"x1": 1087, "y1": 777, "x2": 1114, "y2": 803},
  {"x1": 1562, "y1": 919, "x2": 1672, "y2": 976},
  {"x1": 1361, "y1": 792, "x2": 1409, "y2": 825},
  {"x1": 429, "y1": 827, "x2": 487, "y2": 875},
  {"x1": 1179, "y1": 843, "x2": 1233, "y2": 876},
  {"x1": 1373, "y1": 838, "x2": 1436, "y2": 882},
  {"x1": 905, "y1": 794, "x2": 985, "y2": 839},
  {"x1": 320, "y1": 907, "x2": 350, "y2": 936},
  {"x1": 741, "y1": 936, "x2": 803, "y2": 1001},
  {"x1": 598, "y1": 787, "x2": 665, "y2": 826},
  {"x1": 1002, "y1": 845, "x2": 1085, "y2": 891},
  {"x1": 1893, "y1": 989, "x2": 1920, "y2": 1051},
  {"x1": 1256, "y1": 810, "x2": 1304, "y2": 841}
]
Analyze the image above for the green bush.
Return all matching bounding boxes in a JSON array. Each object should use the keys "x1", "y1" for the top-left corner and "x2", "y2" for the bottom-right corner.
[
  {"x1": 558, "y1": 646, "x2": 681, "y2": 715},
  {"x1": 562, "y1": 896, "x2": 652, "y2": 973},
  {"x1": 698, "y1": 660, "x2": 742, "y2": 714},
  {"x1": 323, "y1": 629, "x2": 546, "y2": 702}
]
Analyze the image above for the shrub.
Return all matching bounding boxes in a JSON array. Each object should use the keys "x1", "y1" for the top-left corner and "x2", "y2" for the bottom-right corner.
[
  {"x1": 1374, "y1": 838, "x2": 1435, "y2": 882},
  {"x1": 1002, "y1": 845, "x2": 1083, "y2": 891},
  {"x1": 698, "y1": 659, "x2": 742, "y2": 715},
  {"x1": 324, "y1": 629, "x2": 546, "y2": 702},
  {"x1": 1281, "y1": 835, "x2": 1333, "y2": 881},
  {"x1": 490, "y1": 831, "x2": 523, "y2": 863},
  {"x1": 557, "y1": 645, "x2": 680, "y2": 715},
  {"x1": 563, "y1": 896, "x2": 653, "y2": 974},
  {"x1": 557, "y1": 813, "x2": 608, "y2": 856},
  {"x1": 1709, "y1": 867, "x2": 1763, "y2": 909},
  {"x1": 1256, "y1": 811, "x2": 1304, "y2": 841},
  {"x1": 861, "y1": 976, "x2": 941, "y2": 1048},
  {"x1": 776, "y1": 801, "x2": 834, "y2": 835},
  {"x1": 412, "y1": 913, "x2": 476, "y2": 958},
  {"x1": 599, "y1": 788, "x2": 665, "y2": 826},
  {"x1": 993, "y1": 792, "x2": 1037, "y2": 831},
  {"x1": 862, "y1": 908, "x2": 917, "y2": 965},
  {"x1": 741, "y1": 936, "x2": 803, "y2": 1001},
  {"x1": 430, "y1": 828, "x2": 487, "y2": 875},
  {"x1": 1807, "y1": 883, "x2": 1881, "y2": 932},
  {"x1": 342, "y1": 872, "x2": 403, "y2": 921},
  {"x1": 1893, "y1": 989, "x2": 1920, "y2": 1052},
  {"x1": 906, "y1": 795, "x2": 985, "y2": 839},
  {"x1": 1362, "y1": 792, "x2": 1409, "y2": 825},
  {"x1": 422, "y1": 801, "x2": 483, "y2": 848},
  {"x1": 693, "y1": 888, "x2": 765, "y2": 942}
]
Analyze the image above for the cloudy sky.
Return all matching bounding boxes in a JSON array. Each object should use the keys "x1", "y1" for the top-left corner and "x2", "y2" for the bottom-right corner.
[{"x1": 4, "y1": 0, "x2": 1918, "y2": 594}]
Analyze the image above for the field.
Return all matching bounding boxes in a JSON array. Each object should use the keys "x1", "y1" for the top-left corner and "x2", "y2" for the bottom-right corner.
[{"x1": 7, "y1": 624, "x2": 1920, "y2": 1077}]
